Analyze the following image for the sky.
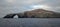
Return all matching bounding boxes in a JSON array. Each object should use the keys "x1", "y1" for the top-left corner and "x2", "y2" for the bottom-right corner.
[{"x1": 0, "y1": 0, "x2": 60, "y2": 17}]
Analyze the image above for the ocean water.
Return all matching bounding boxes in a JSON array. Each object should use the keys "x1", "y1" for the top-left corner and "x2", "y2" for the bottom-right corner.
[{"x1": 0, "y1": 18, "x2": 60, "y2": 27}]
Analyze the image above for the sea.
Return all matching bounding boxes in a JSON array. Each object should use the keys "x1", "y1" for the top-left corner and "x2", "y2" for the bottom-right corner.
[{"x1": 0, "y1": 18, "x2": 60, "y2": 27}]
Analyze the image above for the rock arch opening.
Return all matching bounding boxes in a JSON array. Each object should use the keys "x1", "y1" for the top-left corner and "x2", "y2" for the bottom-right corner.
[{"x1": 13, "y1": 15, "x2": 19, "y2": 18}]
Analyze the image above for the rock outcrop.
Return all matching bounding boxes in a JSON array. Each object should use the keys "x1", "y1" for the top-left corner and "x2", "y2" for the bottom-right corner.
[
  {"x1": 23, "y1": 9, "x2": 59, "y2": 18},
  {"x1": 3, "y1": 9, "x2": 60, "y2": 18},
  {"x1": 3, "y1": 14, "x2": 16, "y2": 18}
]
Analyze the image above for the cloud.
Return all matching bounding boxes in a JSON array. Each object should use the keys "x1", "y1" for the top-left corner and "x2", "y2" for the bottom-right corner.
[
  {"x1": 22, "y1": 0, "x2": 43, "y2": 4},
  {"x1": 6, "y1": 0, "x2": 16, "y2": 3},
  {"x1": 0, "y1": 0, "x2": 60, "y2": 17},
  {"x1": 42, "y1": 0, "x2": 60, "y2": 12}
]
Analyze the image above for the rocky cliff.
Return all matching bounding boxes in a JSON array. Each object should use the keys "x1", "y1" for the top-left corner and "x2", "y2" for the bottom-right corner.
[
  {"x1": 3, "y1": 9, "x2": 60, "y2": 18},
  {"x1": 23, "y1": 9, "x2": 59, "y2": 18}
]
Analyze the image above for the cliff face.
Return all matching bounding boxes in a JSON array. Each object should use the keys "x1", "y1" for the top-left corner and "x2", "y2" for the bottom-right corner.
[
  {"x1": 3, "y1": 9, "x2": 60, "y2": 18},
  {"x1": 24, "y1": 9, "x2": 56, "y2": 18}
]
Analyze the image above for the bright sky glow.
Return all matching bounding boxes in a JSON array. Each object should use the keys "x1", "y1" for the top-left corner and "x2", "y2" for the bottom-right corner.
[{"x1": 32, "y1": 5, "x2": 50, "y2": 9}]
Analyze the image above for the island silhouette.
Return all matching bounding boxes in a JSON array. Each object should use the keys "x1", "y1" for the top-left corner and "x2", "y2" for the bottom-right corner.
[{"x1": 3, "y1": 9, "x2": 60, "y2": 18}]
